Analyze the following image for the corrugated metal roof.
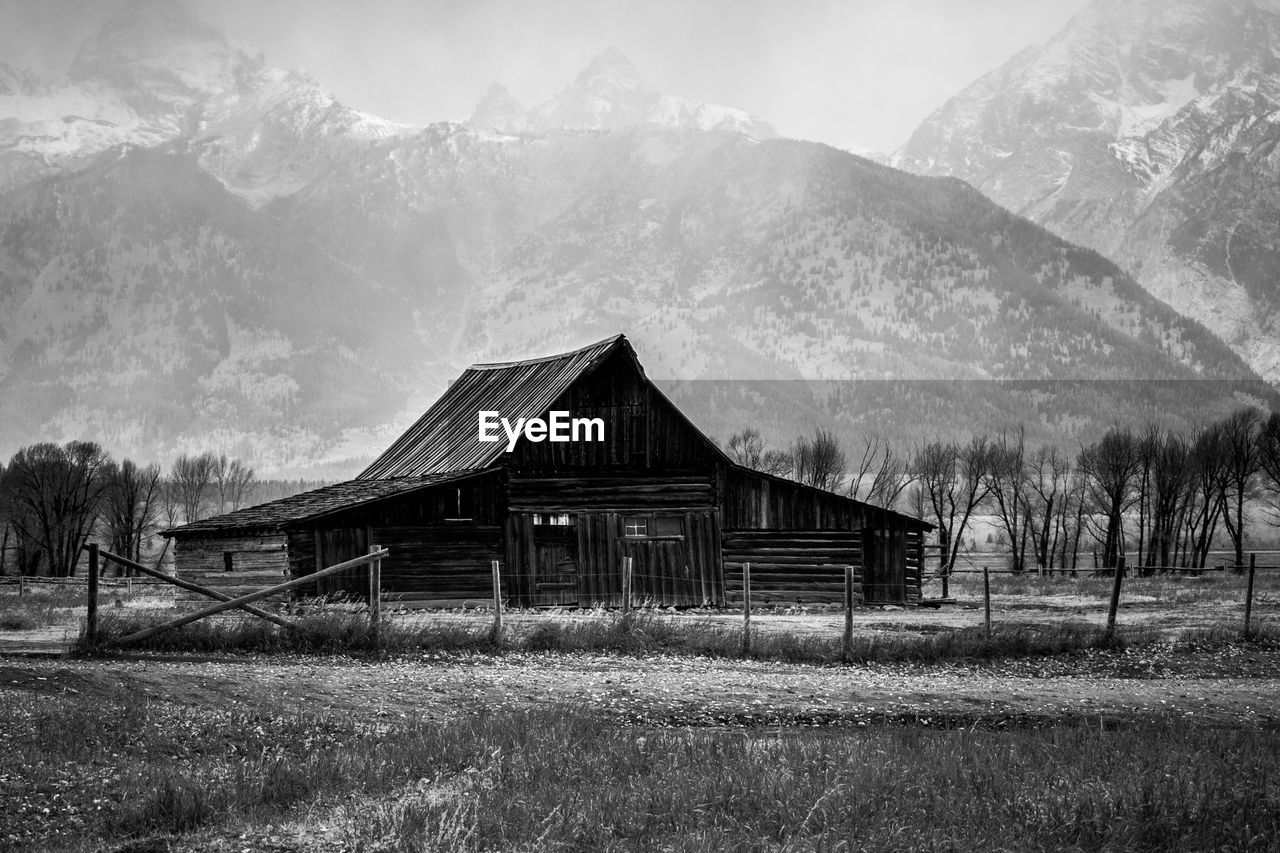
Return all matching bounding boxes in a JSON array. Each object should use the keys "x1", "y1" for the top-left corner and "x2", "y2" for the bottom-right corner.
[
  {"x1": 359, "y1": 334, "x2": 630, "y2": 479},
  {"x1": 163, "y1": 470, "x2": 488, "y2": 537}
]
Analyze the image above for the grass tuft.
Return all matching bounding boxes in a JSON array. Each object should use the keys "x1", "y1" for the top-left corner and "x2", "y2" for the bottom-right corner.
[{"x1": 81, "y1": 605, "x2": 1151, "y2": 666}]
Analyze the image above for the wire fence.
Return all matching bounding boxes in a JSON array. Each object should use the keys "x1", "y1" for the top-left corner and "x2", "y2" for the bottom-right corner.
[{"x1": 2, "y1": 550, "x2": 1276, "y2": 653}]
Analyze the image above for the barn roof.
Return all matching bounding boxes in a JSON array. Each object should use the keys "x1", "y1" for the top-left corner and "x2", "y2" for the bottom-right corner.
[
  {"x1": 163, "y1": 469, "x2": 489, "y2": 537},
  {"x1": 359, "y1": 334, "x2": 635, "y2": 479}
]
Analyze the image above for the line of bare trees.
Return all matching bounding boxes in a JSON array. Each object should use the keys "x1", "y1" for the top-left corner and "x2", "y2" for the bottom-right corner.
[
  {"x1": 0, "y1": 446, "x2": 258, "y2": 577},
  {"x1": 727, "y1": 407, "x2": 1280, "y2": 574}
]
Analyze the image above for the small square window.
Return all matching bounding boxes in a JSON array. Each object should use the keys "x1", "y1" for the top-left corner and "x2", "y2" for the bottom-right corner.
[
  {"x1": 623, "y1": 516, "x2": 648, "y2": 537},
  {"x1": 223, "y1": 551, "x2": 234, "y2": 572}
]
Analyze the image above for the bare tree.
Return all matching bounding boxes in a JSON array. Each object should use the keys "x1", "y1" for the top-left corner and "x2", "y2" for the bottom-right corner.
[
  {"x1": 1259, "y1": 411, "x2": 1280, "y2": 528},
  {"x1": 101, "y1": 459, "x2": 162, "y2": 570},
  {"x1": 171, "y1": 452, "x2": 217, "y2": 523},
  {"x1": 1181, "y1": 424, "x2": 1229, "y2": 568},
  {"x1": 1064, "y1": 467, "x2": 1090, "y2": 573},
  {"x1": 726, "y1": 428, "x2": 766, "y2": 468},
  {"x1": 726, "y1": 428, "x2": 792, "y2": 477},
  {"x1": 1133, "y1": 424, "x2": 1160, "y2": 568},
  {"x1": 1077, "y1": 427, "x2": 1140, "y2": 569},
  {"x1": 984, "y1": 426, "x2": 1032, "y2": 573},
  {"x1": 213, "y1": 455, "x2": 257, "y2": 513},
  {"x1": 1026, "y1": 445, "x2": 1069, "y2": 573},
  {"x1": 791, "y1": 428, "x2": 845, "y2": 492},
  {"x1": 1217, "y1": 408, "x2": 1261, "y2": 569},
  {"x1": 0, "y1": 461, "x2": 7, "y2": 575},
  {"x1": 1144, "y1": 430, "x2": 1190, "y2": 572},
  {"x1": 913, "y1": 436, "x2": 990, "y2": 576},
  {"x1": 0, "y1": 441, "x2": 112, "y2": 577},
  {"x1": 849, "y1": 434, "x2": 915, "y2": 509}
]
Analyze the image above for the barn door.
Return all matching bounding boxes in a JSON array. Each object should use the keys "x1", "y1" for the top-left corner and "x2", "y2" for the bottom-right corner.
[
  {"x1": 533, "y1": 524, "x2": 579, "y2": 607},
  {"x1": 316, "y1": 527, "x2": 369, "y2": 597},
  {"x1": 862, "y1": 528, "x2": 906, "y2": 604},
  {"x1": 618, "y1": 537, "x2": 693, "y2": 607}
]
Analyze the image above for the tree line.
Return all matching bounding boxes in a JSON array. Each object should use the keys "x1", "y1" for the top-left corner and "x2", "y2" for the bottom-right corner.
[
  {"x1": 0, "y1": 445, "x2": 259, "y2": 578},
  {"x1": 726, "y1": 408, "x2": 1280, "y2": 574}
]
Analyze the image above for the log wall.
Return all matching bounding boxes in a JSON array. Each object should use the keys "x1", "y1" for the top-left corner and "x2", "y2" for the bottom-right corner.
[
  {"x1": 722, "y1": 530, "x2": 862, "y2": 605},
  {"x1": 172, "y1": 534, "x2": 289, "y2": 610}
]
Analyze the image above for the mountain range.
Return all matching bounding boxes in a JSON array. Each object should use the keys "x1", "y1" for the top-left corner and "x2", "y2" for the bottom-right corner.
[
  {"x1": 0, "y1": 0, "x2": 1274, "y2": 475},
  {"x1": 894, "y1": 0, "x2": 1280, "y2": 384}
]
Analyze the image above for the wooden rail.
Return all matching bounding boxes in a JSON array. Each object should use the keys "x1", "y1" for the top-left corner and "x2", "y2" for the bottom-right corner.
[
  {"x1": 114, "y1": 548, "x2": 388, "y2": 646},
  {"x1": 89, "y1": 546, "x2": 296, "y2": 631}
]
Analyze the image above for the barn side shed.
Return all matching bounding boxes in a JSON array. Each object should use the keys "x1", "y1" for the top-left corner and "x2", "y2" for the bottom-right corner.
[{"x1": 165, "y1": 470, "x2": 506, "y2": 607}]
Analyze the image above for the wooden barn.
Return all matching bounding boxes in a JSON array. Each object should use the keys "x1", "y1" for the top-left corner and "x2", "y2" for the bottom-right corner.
[{"x1": 165, "y1": 335, "x2": 931, "y2": 608}]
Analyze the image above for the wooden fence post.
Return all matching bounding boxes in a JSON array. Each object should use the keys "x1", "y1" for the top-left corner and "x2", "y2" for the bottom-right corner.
[
  {"x1": 368, "y1": 545, "x2": 382, "y2": 648},
  {"x1": 491, "y1": 559, "x2": 503, "y2": 645},
  {"x1": 1244, "y1": 553, "x2": 1256, "y2": 639},
  {"x1": 843, "y1": 564, "x2": 855, "y2": 660},
  {"x1": 86, "y1": 543, "x2": 99, "y2": 646},
  {"x1": 622, "y1": 555, "x2": 633, "y2": 616},
  {"x1": 1106, "y1": 554, "x2": 1125, "y2": 635},
  {"x1": 982, "y1": 566, "x2": 991, "y2": 638},
  {"x1": 741, "y1": 561, "x2": 752, "y2": 655}
]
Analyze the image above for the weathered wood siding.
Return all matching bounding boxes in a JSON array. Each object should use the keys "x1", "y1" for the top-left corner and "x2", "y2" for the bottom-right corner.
[
  {"x1": 723, "y1": 530, "x2": 861, "y2": 605},
  {"x1": 858, "y1": 528, "x2": 925, "y2": 605},
  {"x1": 905, "y1": 528, "x2": 924, "y2": 605},
  {"x1": 722, "y1": 466, "x2": 912, "y2": 531},
  {"x1": 505, "y1": 508, "x2": 722, "y2": 607},
  {"x1": 508, "y1": 472, "x2": 714, "y2": 511},
  {"x1": 172, "y1": 534, "x2": 289, "y2": 609},
  {"x1": 511, "y1": 349, "x2": 723, "y2": 473},
  {"x1": 283, "y1": 471, "x2": 506, "y2": 601},
  {"x1": 373, "y1": 525, "x2": 503, "y2": 605}
]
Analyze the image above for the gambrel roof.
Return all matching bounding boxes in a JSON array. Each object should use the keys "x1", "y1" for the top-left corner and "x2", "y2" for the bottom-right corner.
[{"x1": 358, "y1": 334, "x2": 717, "y2": 478}]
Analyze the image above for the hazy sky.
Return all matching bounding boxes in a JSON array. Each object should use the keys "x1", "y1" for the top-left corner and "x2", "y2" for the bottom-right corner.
[{"x1": 1, "y1": 0, "x2": 1093, "y2": 152}]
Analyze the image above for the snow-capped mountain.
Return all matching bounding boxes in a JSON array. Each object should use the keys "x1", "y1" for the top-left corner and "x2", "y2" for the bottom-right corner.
[
  {"x1": 0, "y1": 0, "x2": 412, "y2": 202},
  {"x1": 894, "y1": 0, "x2": 1280, "y2": 382},
  {"x1": 467, "y1": 47, "x2": 777, "y2": 139},
  {"x1": 0, "y1": 0, "x2": 1271, "y2": 473}
]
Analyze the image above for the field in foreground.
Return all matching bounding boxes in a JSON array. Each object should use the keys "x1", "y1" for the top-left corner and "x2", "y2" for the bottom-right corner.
[{"x1": 2, "y1": 639, "x2": 1278, "y2": 852}]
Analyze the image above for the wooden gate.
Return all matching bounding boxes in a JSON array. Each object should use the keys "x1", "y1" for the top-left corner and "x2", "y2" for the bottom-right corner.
[{"x1": 82, "y1": 544, "x2": 387, "y2": 646}]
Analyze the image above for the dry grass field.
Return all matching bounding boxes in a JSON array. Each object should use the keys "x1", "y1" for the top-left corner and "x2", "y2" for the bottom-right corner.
[{"x1": 1, "y1": 568, "x2": 1277, "y2": 851}]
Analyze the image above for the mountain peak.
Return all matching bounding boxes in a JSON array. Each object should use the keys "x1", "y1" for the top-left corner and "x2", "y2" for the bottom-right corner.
[
  {"x1": 523, "y1": 47, "x2": 772, "y2": 137},
  {"x1": 69, "y1": 0, "x2": 245, "y2": 95},
  {"x1": 572, "y1": 47, "x2": 651, "y2": 95},
  {"x1": 468, "y1": 82, "x2": 527, "y2": 133}
]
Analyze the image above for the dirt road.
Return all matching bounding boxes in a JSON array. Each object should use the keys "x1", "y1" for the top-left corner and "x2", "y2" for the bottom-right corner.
[{"x1": 3, "y1": 642, "x2": 1277, "y2": 730}]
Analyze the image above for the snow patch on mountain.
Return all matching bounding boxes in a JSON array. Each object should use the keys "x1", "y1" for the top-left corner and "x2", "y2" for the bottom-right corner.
[{"x1": 894, "y1": 0, "x2": 1280, "y2": 382}]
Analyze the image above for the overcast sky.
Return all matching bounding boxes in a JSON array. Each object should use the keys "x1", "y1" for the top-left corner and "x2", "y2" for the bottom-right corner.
[{"x1": 1, "y1": 0, "x2": 1093, "y2": 152}]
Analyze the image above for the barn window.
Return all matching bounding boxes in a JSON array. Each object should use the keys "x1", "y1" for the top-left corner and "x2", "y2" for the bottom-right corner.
[
  {"x1": 223, "y1": 551, "x2": 234, "y2": 572},
  {"x1": 623, "y1": 516, "x2": 648, "y2": 537},
  {"x1": 533, "y1": 513, "x2": 574, "y2": 526},
  {"x1": 653, "y1": 516, "x2": 682, "y2": 537}
]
